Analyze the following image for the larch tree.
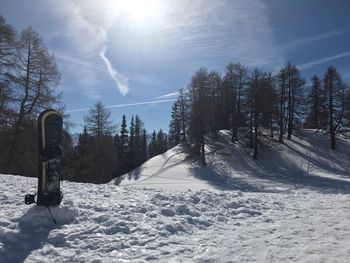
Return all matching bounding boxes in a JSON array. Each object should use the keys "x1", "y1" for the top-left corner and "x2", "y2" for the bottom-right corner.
[
  {"x1": 188, "y1": 68, "x2": 209, "y2": 166},
  {"x1": 7, "y1": 26, "x2": 61, "y2": 167},
  {"x1": 84, "y1": 101, "x2": 115, "y2": 144},
  {"x1": 323, "y1": 66, "x2": 346, "y2": 150},
  {"x1": 305, "y1": 75, "x2": 327, "y2": 129}
]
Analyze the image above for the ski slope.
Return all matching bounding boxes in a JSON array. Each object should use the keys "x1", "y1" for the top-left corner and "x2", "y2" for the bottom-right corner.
[{"x1": 1, "y1": 130, "x2": 350, "y2": 262}]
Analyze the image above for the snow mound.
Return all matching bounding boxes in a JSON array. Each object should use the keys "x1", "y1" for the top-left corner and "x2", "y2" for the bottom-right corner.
[{"x1": 114, "y1": 129, "x2": 350, "y2": 193}]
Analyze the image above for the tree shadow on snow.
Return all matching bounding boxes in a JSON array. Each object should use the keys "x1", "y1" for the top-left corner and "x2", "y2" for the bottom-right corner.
[
  {"x1": 114, "y1": 146, "x2": 188, "y2": 186},
  {"x1": 190, "y1": 130, "x2": 350, "y2": 194},
  {"x1": 0, "y1": 206, "x2": 76, "y2": 262}
]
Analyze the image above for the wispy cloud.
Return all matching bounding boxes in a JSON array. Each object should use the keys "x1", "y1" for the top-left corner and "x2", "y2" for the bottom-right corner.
[
  {"x1": 284, "y1": 27, "x2": 350, "y2": 49},
  {"x1": 116, "y1": 0, "x2": 284, "y2": 70},
  {"x1": 100, "y1": 47, "x2": 129, "y2": 96},
  {"x1": 55, "y1": 51, "x2": 106, "y2": 73},
  {"x1": 154, "y1": 92, "x2": 179, "y2": 99},
  {"x1": 297, "y1": 52, "x2": 350, "y2": 70},
  {"x1": 49, "y1": 0, "x2": 129, "y2": 98},
  {"x1": 67, "y1": 98, "x2": 176, "y2": 113}
]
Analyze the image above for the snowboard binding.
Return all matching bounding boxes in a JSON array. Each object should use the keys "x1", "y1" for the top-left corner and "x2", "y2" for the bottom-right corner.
[{"x1": 25, "y1": 109, "x2": 63, "y2": 207}]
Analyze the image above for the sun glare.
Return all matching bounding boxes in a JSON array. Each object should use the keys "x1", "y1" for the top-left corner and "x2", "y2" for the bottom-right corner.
[{"x1": 121, "y1": 0, "x2": 161, "y2": 21}]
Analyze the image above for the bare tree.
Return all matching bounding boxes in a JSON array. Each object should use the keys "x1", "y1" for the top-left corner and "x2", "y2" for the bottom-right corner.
[
  {"x1": 84, "y1": 101, "x2": 115, "y2": 144},
  {"x1": 7, "y1": 27, "x2": 61, "y2": 165},
  {"x1": 323, "y1": 66, "x2": 346, "y2": 149}
]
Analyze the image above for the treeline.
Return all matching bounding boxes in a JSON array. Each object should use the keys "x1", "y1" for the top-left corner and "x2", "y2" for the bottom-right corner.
[
  {"x1": 168, "y1": 63, "x2": 350, "y2": 165},
  {"x1": 0, "y1": 16, "x2": 64, "y2": 176},
  {"x1": 71, "y1": 101, "x2": 168, "y2": 183}
]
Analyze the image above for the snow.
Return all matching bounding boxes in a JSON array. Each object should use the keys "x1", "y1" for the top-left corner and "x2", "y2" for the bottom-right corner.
[{"x1": 1, "y1": 130, "x2": 350, "y2": 262}]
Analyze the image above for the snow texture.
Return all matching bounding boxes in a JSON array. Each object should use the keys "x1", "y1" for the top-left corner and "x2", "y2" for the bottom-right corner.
[{"x1": 1, "y1": 130, "x2": 350, "y2": 262}]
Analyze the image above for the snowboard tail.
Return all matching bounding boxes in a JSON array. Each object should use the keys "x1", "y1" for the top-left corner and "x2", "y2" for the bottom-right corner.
[{"x1": 37, "y1": 109, "x2": 63, "y2": 206}]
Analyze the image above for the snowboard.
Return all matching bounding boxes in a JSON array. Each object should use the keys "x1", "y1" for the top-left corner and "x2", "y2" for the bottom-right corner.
[{"x1": 37, "y1": 109, "x2": 63, "y2": 206}]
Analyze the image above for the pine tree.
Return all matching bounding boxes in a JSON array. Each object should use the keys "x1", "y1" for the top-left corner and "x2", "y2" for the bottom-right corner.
[
  {"x1": 178, "y1": 88, "x2": 187, "y2": 141},
  {"x1": 168, "y1": 101, "x2": 181, "y2": 147},
  {"x1": 142, "y1": 128, "x2": 148, "y2": 162},
  {"x1": 128, "y1": 115, "x2": 135, "y2": 168},
  {"x1": 117, "y1": 114, "x2": 129, "y2": 172},
  {"x1": 148, "y1": 130, "x2": 157, "y2": 158}
]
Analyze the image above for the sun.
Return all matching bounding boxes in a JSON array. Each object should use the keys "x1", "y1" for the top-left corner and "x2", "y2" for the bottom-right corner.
[{"x1": 121, "y1": 0, "x2": 161, "y2": 21}]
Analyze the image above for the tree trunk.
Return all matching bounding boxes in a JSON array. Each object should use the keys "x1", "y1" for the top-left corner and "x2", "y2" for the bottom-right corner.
[
  {"x1": 201, "y1": 140, "x2": 206, "y2": 166},
  {"x1": 329, "y1": 74, "x2": 335, "y2": 150},
  {"x1": 279, "y1": 77, "x2": 285, "y2": 143}
]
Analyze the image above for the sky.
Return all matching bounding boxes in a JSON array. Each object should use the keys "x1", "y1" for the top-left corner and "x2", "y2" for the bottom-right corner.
[{"x1": 1, "y1": 0, "x2": 350, "y2": 134}]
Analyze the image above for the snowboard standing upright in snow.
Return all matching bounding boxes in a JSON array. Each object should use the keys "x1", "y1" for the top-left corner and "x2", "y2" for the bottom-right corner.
[{"x1": 36, "y1": 109, "x2": 63, "y2": 206}]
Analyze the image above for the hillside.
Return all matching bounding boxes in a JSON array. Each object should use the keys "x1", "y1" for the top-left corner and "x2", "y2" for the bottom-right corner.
[
  {"x1": 115, "y1": 129, "x2": 350, "y2": 193},
  {"x1": 1, "y1": 129, "x2": 350, "y2": 262}
]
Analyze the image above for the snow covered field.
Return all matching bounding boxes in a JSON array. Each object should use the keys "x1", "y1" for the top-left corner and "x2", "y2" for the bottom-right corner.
[{"x1": 1, "y1": 130, "x2": 350, "y2": 262}]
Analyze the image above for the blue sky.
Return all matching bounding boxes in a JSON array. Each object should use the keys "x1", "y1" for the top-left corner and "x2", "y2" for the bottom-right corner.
[{"x1": 1, "y1": 0, "x2": 350, "y2": 134}]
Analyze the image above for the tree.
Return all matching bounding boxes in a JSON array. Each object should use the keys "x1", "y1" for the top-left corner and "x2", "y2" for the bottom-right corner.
[
  {"x1": 207, "y1": 71, "x2": 222, "y2": 138},
  {"x1": 248, "y1": 69, "x2": 264, "y2": 159},
  {"x1": 84, "y1": 101, "x2": 115, "y2": 144},
  {"x1": 178, "y1": 88, "x2": 187, "y2": 141},
  {"x1": 305, "y1": 75, "x2": 327, "y2": 129},
  {"x1": 286, "y1": 64, "x2": 304, "y2": 140},
  {"x1": 6, "y1": 26, "x2": 61, "y2": 167},
  {"x1": 0, "y1": 16, "x2": 16, "y2": 131},
  {"x1": 188, "y1": 68, "x2": 209, "y2": 166},
  {"x1": 157, "y1": 129, "x2": 167, "y2": 154},
  {"x1": 116, "y1": 114, "x2": 129, "y2": 172},
  {"x1": 323, "y1": 66, "x2": 346, "y2": 149},
  {"x1": 168, "y1": 101, "x2": 181, "y2": 147},
  {"x1": 142, "y1": 128, "x2": 148, "y2": 162},
  {"x1": 345, "y1": 90, "x2": 350, "y2": 126},
  {"x1": 277, "y1": 67, "x2": 287, "y2": 142},
  {"x1": 223, "y1": 63, "x2": 238, "y2": 142},
  {"x1": 148, "y1": 130, "x2": 157, "y2": 158},
  {"x1": 276, "y1": 64, "x2": 304, "y2": 141}
]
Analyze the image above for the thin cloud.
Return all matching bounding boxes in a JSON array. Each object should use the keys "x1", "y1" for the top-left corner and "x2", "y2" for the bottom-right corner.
[
  {"x1": 67, "y1": 98, "x2": 176, "y2": 113},
  {"x1": 119, "y1": 0, "x2": 284, "y2": 70},
  {"x1": 284, "y1": 27, "x2": 350, "y2": 49},
  {"x1": 100, "y1": 47, "x2": 129, "y2": 96},
  {"x1": 297, "y1": 52, "x2": 350, "y2": 70},
  {"x1": 154, "y1": 91, "x2": 179, "y2": 99},
  {"x1": 55, "y1": 51, "x2": 106, "y2": 73},
  {"x1": 50, "y1": 0, "x2": 129, "y2": 98}
]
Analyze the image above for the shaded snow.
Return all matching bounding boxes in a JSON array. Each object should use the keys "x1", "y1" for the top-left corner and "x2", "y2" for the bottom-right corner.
[{"x1": 115, "y1": 129, "x2": 350, "y2": 193}]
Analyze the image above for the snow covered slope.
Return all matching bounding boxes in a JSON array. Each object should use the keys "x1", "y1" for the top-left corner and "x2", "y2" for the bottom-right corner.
[
  {"x1": 115, "y1": 129, "x2": 350, "y2": 193},
  {"x1": 115, "y1": 144, "x2": 216, "y2": 191},
  {"x1": 1, "y1": 130, "x2": 350, "y2": 262},
  {"x1": 1, "y1": 174, "x2": 350, "y2": 262}
]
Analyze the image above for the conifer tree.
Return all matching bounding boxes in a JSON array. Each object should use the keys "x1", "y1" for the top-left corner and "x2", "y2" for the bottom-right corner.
[{"x1": 148, "y1": 130, "x2": 157, "y2": 158}]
